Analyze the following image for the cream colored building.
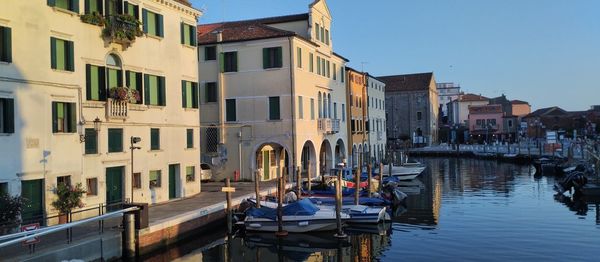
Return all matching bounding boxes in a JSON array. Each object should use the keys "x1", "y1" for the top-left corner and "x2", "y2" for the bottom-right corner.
[
  {"x1": 366, "y1": 74, "x2": 387, "y2": 163},
  {"x1": 198, "y1": 0, "x2": 348, "y2": 181},
  {"x1": 0, "y1": 0, "x2": 201, "y2": 224}
]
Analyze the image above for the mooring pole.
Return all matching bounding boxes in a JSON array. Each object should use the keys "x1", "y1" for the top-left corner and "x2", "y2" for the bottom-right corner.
[
  {"x1": 254, "y1": 170, "x2": 260, "y2": 208},
  {"x1": 297, "y1": 166, "x2": 302, "y2": 200},
  {"x1": 367, "y1": 163, "x2": 372, "y2": 197},
  {"x1": 334, "y1": 167, "x2": 346, "y2": 238},
  {"x1": 354, "y1": 163, "x2": 361, "y2": 205},
  {"x1": 123, "y1": 213, "x2": 136, "y2": 259},
  {"x1": 226, "y1": 178, "x2": 232, "y2": 235},
  {"x1": 379, "y1": 162, "x2": 384, "y2": 194},
  {"x1": 307, "y1": 161, "x2": 312, "y2": 197},
  {"x1": 275, "y1": 176, "x2": 287, "y2": 237}
]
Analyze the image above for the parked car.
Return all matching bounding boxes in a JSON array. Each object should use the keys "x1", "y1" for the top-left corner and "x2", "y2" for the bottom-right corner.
[{"x1": 200, "y1": 163, "x2": 213, "y2": 181}]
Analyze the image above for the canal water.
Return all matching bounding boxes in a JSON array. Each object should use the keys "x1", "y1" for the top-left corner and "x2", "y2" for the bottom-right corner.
[{"x1": 144, "y1": 158, "x2": 600, "y2": 261}]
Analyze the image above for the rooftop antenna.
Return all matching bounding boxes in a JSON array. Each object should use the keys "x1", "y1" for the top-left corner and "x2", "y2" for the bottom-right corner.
[{"x1": 360, "y1": 62, "x2": 368, "y2": 73}]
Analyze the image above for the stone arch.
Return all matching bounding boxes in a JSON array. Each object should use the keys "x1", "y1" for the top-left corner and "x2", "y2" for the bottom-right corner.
[
  {"x1": 334, "y1": 138, "x2": 346, "y2": 166},
  {"x1": 318, "y1": 139, "x2": 333, "y2": 176},
  {"x1": 252, "y1": 142, "x2": 291, "y2": 181},
  {"x1": 300, "y1": 140, "x2": 318, "y2": 178}
]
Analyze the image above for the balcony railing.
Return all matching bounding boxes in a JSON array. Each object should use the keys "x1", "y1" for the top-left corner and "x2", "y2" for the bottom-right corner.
[
  {"x1": 318, "y1": 118, "x2": 340, "y2": 134},
  {"x1": 377, "y1": 131, "x2": 383, "y2": 141},
  {"x1": 107, "y1": 98, "x2": 128, "y2": 120}
]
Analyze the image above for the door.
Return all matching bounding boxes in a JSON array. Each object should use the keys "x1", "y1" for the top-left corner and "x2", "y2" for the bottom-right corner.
[
  {"x1": 169, "y1": 164, "x2": 178, "y2": 199},
  {"x1": 106, "y1": 166, "x2": 124, "y2": 211},
  {"x1": 263, "y1": 151, "x2": 270, "y2": 180},
  {"x1": 21, "y1": 179, "x2": 44, "y2": 224}
]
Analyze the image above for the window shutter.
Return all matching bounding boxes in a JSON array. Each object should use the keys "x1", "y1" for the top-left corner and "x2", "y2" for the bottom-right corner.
[
  {"x1": 68, "y1": 103, "x2": 76, "y2": 132},
  {"x1": 71, "y1": 0, "x2": 79, "y2": 13},
  {"x1": 191, "y1": 25, "x2": 197, "y2": 46},
  {"x1": 233, "y1": 52, "x2": 238, "y2": 71},
  {"x1": 262, "y1": 48, "x2": 269, "y2": 69},
  {"x1": 66, "y1": 41, "x2": 74, "y2": 71},
  {"x1": 85, "y1": 129, "x2": 96, "y2": 154},
  {"x1": 157, "y1": 14, "x2": 164, "y2": 37},
  {"x1": 1, "y1": 27, "x2": 11, "y2": 63},
  {"x1": 98, "y1": 66, "x2": 106, "y2": 100},
  {"x1": 158, "y1": 76, "x2": 165, "y2": 106},
  {"x1": 3, "y1": 99, "x2": 14, "y2": 133},
  {"x1": 144, "y1": 74, "x2": 150, "y2": 105},
  {"x1": 186, "y1": 129, "x2": 193, "y2": 148},
  {"x1": 180, "y1": 22, "x2": 184, "y2": 44},
  {"x1": 276, "y1": 47, "x2": 282, "y2": 68},
  {"x1": 84, "y1": 0, "x2": 90, "y2": 14},
  {"x1": 135, "y1": 72, "x2": 142, "y2": 103},
  {"x1": 51, "y1": 102, "x2": 58, "y2": 133},
  {"x1": 192, "y1": 83, "x2": 198, "y2": 108},
  {"x1": 219, "y1": 53, "x2": 224, "y2": 72},
  {"x1": 48, "y1": 0, "x2": 56, "y2": 6},
  {"x1": 85, "y1": 64, "x2": 91, "y2": 100},
  {"x1": 269, "y1": 97, "x2": 280, "y2": 120},
  {"x1": 181, "y1": 80, "x2": 186, "y2": 107},
  {"x1": 50, "y1": 38, "x2": 57, "y2": 69},
  {"x1": 117, "y1": 69, "x2": 123, "y2": 86},
  {"x1": 125, "y1": 70, "x2": 130, "y2": 87},
  {"x1": 142, "y1": 9, "x2": 148, "y2": 33}
]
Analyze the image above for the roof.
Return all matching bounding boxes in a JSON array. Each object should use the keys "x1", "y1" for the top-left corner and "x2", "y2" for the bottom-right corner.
[
  {"x1": 459, "y1": 93, "x2": 488, "y2": 102},
  {"x1": 511, "y1": 99, "x2": 529, "y2": 105},
  {"x1": 201, "y1": 13, "x2": 308, "y2": 28},
  {"x1": 524, "y1": 106, "x2": 567, "y2": 118},
  {"x1": 197, "y1": 23, "x2": 295, "y2": 45},
  {"x1": 378, "y1": 73, "x2": 434, "y2": 92}
]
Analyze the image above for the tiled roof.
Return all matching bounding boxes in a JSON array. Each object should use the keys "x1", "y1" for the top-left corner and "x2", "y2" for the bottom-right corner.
[
  {"x1": 197, "y1": 23, "x2": 295, "y2": 45},
  {"x1": 525, "y1": 106, "x2": 567, "y2": 118},
  {"x1": 460, "y1": 93, "x2": 488, "y2": 102},
  {"x1": 378, "y1": 73, "x2": 434, "y2": 92},
  {"x1": 511, "y1": 99, "x2": 529, "y2": 105}
]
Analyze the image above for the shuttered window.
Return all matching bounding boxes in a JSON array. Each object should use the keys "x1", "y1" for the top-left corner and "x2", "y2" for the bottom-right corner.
[
  {"x1": 150, "y1": 128, "x2": 160, "y2": 150},
  {"x1": 316, "y1": 57, "x2": 321, "y2": 75},
  {"x1": 181, "y1": 81, "x2": 198, "y2": 108},
  {"x1": 144, "y1": 74, "x2": 166, "y2": 106},
  {"x1": 263, "y1": 47, "x2": 282, "y2": 69},
  {"x1": 84, "y1": 128, "x2": 98, "y2": 154},
  {"x1": 333, "y1": 63, "x2": 337, "y2": 80},
  {"x1": 126, "y1": 70, "x2": 143, "y2": 104},
  {"x1": 221, "y1": 52, "x2": 238, "y2": 72},
  {"x1": 107, "y1": 68, "x2": 122, "y2": 90},
  {"x1": 226, "y1": 99, "x2": 236, "y2": 122},
  {"x1": 85, "y1": 65, "x2": 106, "y2": 101},
  {"x1": 315, "y1": 23, "x2": 320, "y2": 41},
  {"x1": 310, "y1": 98, "x2": 315, "y2": 120},
  {"x1": 48, "y1": 0, "x2": 80, "y2": 13},
  {"x1": 309, "y1": 53, "x2": 314, "y2": 73},
  {"x1": 205, "y1": 82, "x2": 217, "y2": 103},
  {"x1": 326, "y1": 61, "x2": 330, "y2": 78},
  {"x1": 298, "y1": 96, "x2": 303, "y2": 119},
  {"x1": 84, "y1": 0, "x2": 102, "y2": 14},
  {"x1": 124, "y1": 1, "x2": 139, "y2": 19},
  {"x1": 186, "y1": 129, "x2": 194, "y2": 148},
  {"x1": 50, "y1": 37, "x2": 74, "y2": 71},
  {"x1": 0, "y1": 26, "x2": 12, "y2": 63},
  {"x1": 325, "y1": 29, "x2": 329, "y2": 45},
  {"x1": 105, "y1": 0, "x2": 122, "y2": 16},
  {"x1": 204, "y1": 46, "x2": 216, "y2": 60},
  {"x1": 296, "y1": 47, "x2": 302, "y2": 68},
  {"x1": 142, "y1": 9, "x2": 163, "y2": 37},
  {"x1": 108, "y1": 128, "x2": 123, "y2": 152},
  {"x1": 52, "y1": 102, "x2": 76, "y2": 133},
  {"x1": 180, "y1": 23, "x2": 197, "y2": 46},
  {"x1": 269, "y1": 96, "x2": 280, "y2": 120},
  {"x1": 341, "y1": 67, "x2": 345, "y2": 82},
  {"x1": 0, "y1": 98, "x2": 15, "y2": 134}
]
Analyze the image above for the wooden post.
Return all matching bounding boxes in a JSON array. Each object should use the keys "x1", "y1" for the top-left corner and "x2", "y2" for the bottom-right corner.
[
  {"x1": 379, "y1": 162, "x2": 384, "y2": 194},
  {"x1": 367, "y1": 163, "x2": 372, "y2": 197},
  {"x1": 254, "y1": 170, "x2": 260, "y2": 208},
  {"x1": 307, "y1": 161, "x2": 312, "y2": 197},
  {"x1": 354, "y1": 163, "x2": 361, "y2": 205},
  {"x1": 225, "y1": 178, "x2": 232, "y2": 235},
  {"x1": 296, "y1": 166, "x2": 302, "y2": 200},
  {"x1": 334, "y1": 168, "x2": 346, "y2": 238},
  {"x1": 275, "y1": 176, "x2": 287, "y2": 237}
]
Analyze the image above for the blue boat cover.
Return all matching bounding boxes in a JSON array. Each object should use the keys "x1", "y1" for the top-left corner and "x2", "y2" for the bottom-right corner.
[
  {"x1": 304, "y1": 187, "x2": 356, "y2": 196},
  {"x1": 308, "y1": 197, "x2": 390, "y2": 206},
  {"x1": 246, "y1": 199, "x2": 320, "y2": 220}
]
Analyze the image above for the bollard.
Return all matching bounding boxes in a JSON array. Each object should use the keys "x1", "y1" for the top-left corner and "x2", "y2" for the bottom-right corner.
[
  {"x1": 254, "y1": 171, "x2": 260, "y2": 208},
  {"x1": 367, "y1": 164, "x2": 372, "y2": 197},
  {"x1": 123, "y1": 213, "x2": 136, "y2": 259},
  {"x1": 226, "y1": 178, "x2": 232, "y2": 235},
  {"x1": 307, "y1": 161, "x2": 312, "y2": 197},
  {"x1": 275, "y1": 176, "x2": 287, "y2": 237},
  {"x1": 297, "y1": 167, "x2": 302, "y2": 200},
  {"x1": 334, "y1": 168, "x2": 346, "y2": 238}
]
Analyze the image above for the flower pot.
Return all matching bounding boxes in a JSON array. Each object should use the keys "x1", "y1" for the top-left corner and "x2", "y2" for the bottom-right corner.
[{"x1": 58, "y1": 213, "x2": 68, "y2": 224}]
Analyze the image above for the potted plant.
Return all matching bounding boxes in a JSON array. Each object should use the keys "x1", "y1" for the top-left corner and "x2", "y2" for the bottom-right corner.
[
  {"x1": 51, "y1": 183, "x2": 85, "y2": 224},
  {"x1": 109, "y1": 86, "x2": 140, "y2": 103},
  {"x1": 0, "y1": 193, "x2": 27, "y2": 235},
  {"x1": 80, "y1": 12, "x2": 105, "y2": 26}
]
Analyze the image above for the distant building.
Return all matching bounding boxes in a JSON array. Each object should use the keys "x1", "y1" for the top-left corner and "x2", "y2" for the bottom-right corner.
[
  {"x1": 366, "y1": 74, "x2": 387, "y2": 164},
  {"x1": 436, "y1": 82, "x2": 461, "y2": 124},
  {"x1": 468, "y1": 104, "x2": 504, "y2": 142},
  {"x1": 380, "y1": 73, "x2": 439, "y2": 146},
  {"x1": 447, "y1": 93, "x2": 489, "y2": 126},
  {"x1": 522, "y1": 106, "x2": 600, "y2": 139}
]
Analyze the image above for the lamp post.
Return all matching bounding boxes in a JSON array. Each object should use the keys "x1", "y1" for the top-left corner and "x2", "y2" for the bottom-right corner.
[{"x1": 130, "y1": 136, "x2": 141, "y2": 203}]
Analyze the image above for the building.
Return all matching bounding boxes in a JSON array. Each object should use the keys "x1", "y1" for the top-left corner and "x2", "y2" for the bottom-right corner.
[
  {"x1": 197, "y1": 0, "x2": 349, "y2": 181},
  {"x1": 0, "y1": 0, "x2": 202, "y2": 224},
  {"x1": 468, "y1": 104, "x2": 504, "y2": 143},
  {"x1": 436, "y1": 82, "x2": 461, "y2": 124},
  {"x1": 366, "y1": 74, "x2": 387, "y2": 164},
  {"x1": 522, "y1": 106, "x2": 600, "y2": 139},
  {"x1": 380, "y1": 73, "x2": 439, "y2": 146},
  {"x1": 447, "y1": 93, "x2": 489, "y2": 126},
  {"x1": 346, "y1": 68, "x2": 367, "y2": 168}
]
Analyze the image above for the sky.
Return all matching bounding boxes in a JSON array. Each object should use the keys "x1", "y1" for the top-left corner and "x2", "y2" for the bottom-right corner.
[{"x1": 189, "y1": 0, "x2": 600, "y2": 111}]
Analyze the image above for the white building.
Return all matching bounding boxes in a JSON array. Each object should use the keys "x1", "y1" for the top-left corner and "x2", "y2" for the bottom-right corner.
[
  {"x1": 447, "y1": 93, "x2": 489, "y2": 126},
  {"x1": 366, "y1": 74, "x2": 387, "y2": 163},
  {"x1": 198, "y1": 0, "x2": 348, "y2": 182},
  {"x1": 0, "y1": 0, "x2": 202, "y2": 224},
  {"x1": 436, "y1": 82, "x2": 461, "y2": 122}
]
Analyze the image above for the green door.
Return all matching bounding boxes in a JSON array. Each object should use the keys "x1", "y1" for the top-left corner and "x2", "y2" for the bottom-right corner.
[
  {"x1": 263, "y1": 151, "x2": 270, "y2": 180},
  {"x1": 21, "y1": 179, "x2": 44, "y2": 224},
  {"x1": 106, "y1": 166, "x2": 124, "y2": 211},
  {"x1": 169, "y1": 164, "x2": 178, "y2": 199}
]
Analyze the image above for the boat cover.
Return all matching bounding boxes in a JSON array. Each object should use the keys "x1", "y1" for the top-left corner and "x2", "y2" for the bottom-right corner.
[
  {"x1": 308, "y1": 197, "x2": 390, "y2": 206},
  {"x1": 246, "y1": 199, "x2": 320, "y2": 220}
]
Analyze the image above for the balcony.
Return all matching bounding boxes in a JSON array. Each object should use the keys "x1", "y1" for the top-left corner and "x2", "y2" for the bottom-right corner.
[
  {"x1": 377, "y1": 131, "x2": 383, "y2": 141},
  {"x1": 318, "y1": 118, "x2": 340, "y2": 134},
  {"x1": 107, "y1": 98, "x2": 128, "y2": 120}
]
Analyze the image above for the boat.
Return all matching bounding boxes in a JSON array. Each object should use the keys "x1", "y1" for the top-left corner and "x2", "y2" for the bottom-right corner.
[
  {"x1": 376, "y1": 164, "x2": 425, "y2": 180},
  {"x1": 244, "y1": 198, "x2": 348, "y2": 233},
  {"x1": 473, "y1": 151, "x2": 496, "y2": 158}
]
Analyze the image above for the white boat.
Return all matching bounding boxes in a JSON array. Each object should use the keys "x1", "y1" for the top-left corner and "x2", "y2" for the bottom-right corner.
[
  {"x1": 377, "y1": 165, "x2": 425, "y2": 180},
  {"x1": 244, "y1": 199, "x2": 349, "y2": 233}
]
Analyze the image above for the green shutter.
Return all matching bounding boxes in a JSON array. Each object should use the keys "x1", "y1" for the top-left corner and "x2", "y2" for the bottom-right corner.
[
  {"x1": 181, "y1": 80, "x2": 187, "y2": 107},
  {"x1": 125, "y1": 70, "x2": 130, "y2": 88},
  {"x1": 309, "y1": 53, "x2": 313, "y2": 72},
  {"x1": 269, "y1": 97, "x2": 280, "y2": 120},
  {"x1": 157, "y1": 14, "x2": 164, "y2": 37},
  {"x1": 2, "y1": 99, "x2": 14, "y2": 133},
  {"x1": 233, "y1": 52, "x2": 238, "y2": 72},
  {"x1": 1, "y1": 27, "x2": 12, "y2": 63},
  {"x1": 142, "y1": 9, "x2": 148, "y2": 33},
  {"x1": 67, "y1": 40, "x2": 74, "y2": 71},
  {"x1": 149, "y1": 76, "x2": 157, "y2": 105},
  {"x1": 150, "y1": 128, "x2": 160, "y2": 150},
  {"x1": 144, "y1": 74, "x2": 150, "y2": 105},
  {"x1": 191, "y1": 25, "x2": 197, "y2": 46},
  {"x1": 51, "y1": 102, "x2": 58, "y2": 133},
  {"x1": 68, "y1": 103, "x2": 76, "y2": 132},
  {"x1": 180, "y1": 22, "x2": 185, "y2": 44},
  {"x1": 262, "y1": 48, "x2": 269, "y2": 69},
  {"x1": 70, "y1": 0, "x2": 79, "y2": 13},
  {"x1": 50, "y1": 38, "x2": 57, "y2": 69},
  {"x1": 192, "y1": 83, "x2": 198, "y2": 108},
  {"x1": 219, "y1": 53, "x2": 224, "y2": 72},
  {"x1": 48, "y1": 0, "x2": 56, "y2": 6},
  {"x1": 85, "y1": 64, "x2": 91, "y2": 100},
  {"x1": 186, "y1": 129, "x2": 193, "y2": 148},
  {"x1": 108, "y1": 128, "x2": 123, "y2": 152},
  {"x1": 98, "y1": 66, "x2": 106, "y2": 100},
  {"x1": 84, "y1": 128, "x2": 97, "y2": 154},
  {"x1": 226, "y1": 99, "x2": 235, "y2": 122},
  {"x1": 159, "y1": 76, "x2": 165, "y2": 106},
  {"x1": 276, "y1": 47, "x2": 282, "y2": 68}
]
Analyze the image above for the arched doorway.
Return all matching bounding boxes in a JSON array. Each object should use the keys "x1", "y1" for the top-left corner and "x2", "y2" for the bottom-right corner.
[
  {"x1": 319, "y1": 140, "x2": 333, "y2": 176},
  {"x1": 334, "y1": 139, "x2": 346, "y2": 167},
  {"x1": 300, "y1": 140, "x2": 317, "y2": 178},
  {"x1": 255, "y1": 143, "x2": 289, "y2": 181}
]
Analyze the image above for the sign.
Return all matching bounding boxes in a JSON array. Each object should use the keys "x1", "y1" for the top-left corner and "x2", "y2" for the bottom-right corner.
[
  {"x1": 546, "y1": 131, "x2": 557, "y2": 144},
  {"x1": 21, "y1": 223, "x2": 40, "y2": 245},
  {"x1": 221, "y1": 187, "x2": 236, "y2": 193}
]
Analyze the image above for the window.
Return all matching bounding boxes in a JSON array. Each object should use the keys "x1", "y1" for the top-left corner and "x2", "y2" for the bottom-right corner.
[
  {"x1": 149, "y1": 170, "x2": 161, "y2": 188},
  {"x1": 268, "y1": 96, "x2": 280, "y2": 120},
  {"x1": 226, "y1": 99, "x2": 236, "y2": 122},
  {"x1": 296, "y1": 47, "x2": 302, "y2": 68},
  {"x1": 476, "y1": 119, "x2": 482, "y2": 126},
  {"x1": 325, "y1": 29, "x2": 330, "y2": 45},
  {"x1": 150, "y1": 128, "x2": 160, "y2": 150},
  {"x1": 333, "y1": 102, "x2": 337, "y2": 119},
  {"x1": 124, "y1": 1, "x2": 139, "y2": 19},
  {"x1": 86, "y1": 178, "x2": 98, "y2": 196},
  {"x1": 0, "y1": 182, "x2": 7, "y2": 195},
  {"x1": 310, "y1": 98, "x2": 315, "y2": 120},
  {"x1": 269, "y1": 151, "x2": 276, "y2": 166},
  {"x1": 0, "y1": 98, "x2": 15, "y2": 134},
  {"x1": 144, "y1": 74, "x2": 166, "y2": 106},
  {"x1": 181, "y1": 81, "x2": 199, "y2": 108},
  {"x1": 205, "y1": 82, "x2": 217, "y2": 103},
  {"x1": 142, "y1": 9, "x2": 163, "y2": 37},
  {"x1": 341, "y1": 67, "x2": 345, "y2": 82},
  {"x1": 0, "y1": 26, "x2": 12, "y2": 63},
  {"x1": 417, "y1": 112, "x2": 422, "y2": 121},
  {"x1": 48, "y1": 0, "x2": 79, "y2": 13},
  {"x1": 206, "y1": 125, "x2": 218, "y2": 153},
  {"x1": 298, "y1": 96, "x2": 303, "y2": 119},
  {"x1": 263, "y1": 47, "x2": 282, "y2": 69},
  {"x1": 52, "y1": 102, "x2": 76, "y2": 133},
  {"x1": 186, "y1": 166, "x2": 195, "y2": 182},
  {"x1": 333, "y1": 63, "x2": 337, "y2": 80},
  {"x1": 50, "y1": 37, "x2": 74, "y2": 71},
  {"x1": 186, "y1": 129, "x2": 194, "y2": 149},
  {"x1": 126, "y1": 70, "x2": 143, "y2": 104},
  {"x1": 342, "y1": 104, "x2": 345, "y2": 122},
  {"x1": 57, "y1": 176, "x2": 71, "y2": 187},
  {"x1": 105, "y1": 0, "x2": 121, "y2": 16},
  {"x1": 108, "y1": 128, "x2": 123, "y2": 152},
  {"x1": 326, "y1": 61, "x2": 330, "y2": 78},
  {"x1": 315, "y1": 23, "x2": 320, "y2": 41},
  {"x1": 309, "y1": 53, "x2": 314, "y2": 72},
  {"x1": 84, "y1": 128, "x2": 98, "y2": 154},
  {"x1": 181, "y1": 23, "x2": 197, "y2": 46},
  {"x1": 317, "y1": 57, "x2": 321, "y2": 75},
  {"x1": 321, "y1": 59, "x2": 326, "y2": 77},
  {"x1": 85, "y1": 64, "x2": 106, "y2": 101},
  {"x1": 351, "y1": 119, "x2": 355, "y2": 133},
  {"x1": 204, "y1": 46, "x2": 216, "y2": 61},
  {"x1": 320, "y1": 25, "x2": 325, "y2": 43},
  {"x1": 221, "y1": 51, "x2": 238, "y2": 72},
  {"x1": 508, "y1": 120, "x2": 513, "y2": 128},
  {"x1": 133, "y1": 173, "x2": 141, "y2": 189},
  {"x1": 84, "y1": 0, "x2": 102, "y2": 14}
]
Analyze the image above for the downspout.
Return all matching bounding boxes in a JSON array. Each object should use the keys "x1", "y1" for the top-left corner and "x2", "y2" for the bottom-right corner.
[
  {"x1": 217, "y1": 32, "x2": 225, "y2": 145},
  {"x1": 288, "y1": 37, "x2": 297, "y2": 180}
]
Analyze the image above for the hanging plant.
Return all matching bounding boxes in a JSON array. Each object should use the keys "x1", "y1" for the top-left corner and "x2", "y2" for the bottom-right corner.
[
  {"x1": 102, "y1": 14, "x2": 144, "y2": 44},
  {"x1": 109, "y1": 86, "x2": 140, "y2": 103},
  {"x1": 81, "y1": 12, "x2": 105, "y2": 26}
]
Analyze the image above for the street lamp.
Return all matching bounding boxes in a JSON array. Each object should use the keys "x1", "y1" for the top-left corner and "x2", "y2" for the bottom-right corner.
[{"x1": 130, "y1": 136, "x2": 141, "y2": 203}]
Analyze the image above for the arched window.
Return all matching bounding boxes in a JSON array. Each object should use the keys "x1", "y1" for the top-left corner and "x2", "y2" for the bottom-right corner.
[
  {"x1": 106, "y1": 53, "x2": 123, "y2": 91},
  {"x1": 328, "y1": 94, "x2": 332, "y2": 119},
  {"x1": 323, "y1": 93, "x2": 328, "y2": 118},
  {"x1": 318, "y1": 92, "x2": 322, "y2": 118}
]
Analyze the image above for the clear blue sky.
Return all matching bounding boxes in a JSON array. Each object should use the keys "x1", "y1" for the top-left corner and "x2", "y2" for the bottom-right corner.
[{"x1": 190, "y1": 0, "x2": 600, "y2": 111}]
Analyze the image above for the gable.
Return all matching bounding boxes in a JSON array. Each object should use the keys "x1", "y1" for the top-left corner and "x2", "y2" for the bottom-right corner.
[{"x1": 310, "y1": 0, "x2": 331, "y2": 19}]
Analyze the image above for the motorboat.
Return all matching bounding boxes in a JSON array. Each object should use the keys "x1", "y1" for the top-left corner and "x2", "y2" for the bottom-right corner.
[
  {"x1": 376, "y1": 164, "x2": 425, "y2": 180},
  {"x1": 244, "y1": 199, "x2": 348, "y2": 233}
]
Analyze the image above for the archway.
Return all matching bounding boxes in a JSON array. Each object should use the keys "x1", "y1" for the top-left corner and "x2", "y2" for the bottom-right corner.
[
  {"x1": 254, "y1": 143, "x2": 289, "y2": 181},
  {"x1": 352, "y1": 144, "x2": 357, "y2": 168},
  {"x1": 334, "y1": 139, "x2": 346, "y2": 167},
  {"x1": 300, "y1": 140, "x2": 317, "y2": 178},
  {"x1": 319, "y1": 140, "x2": 333, "y2": 176}
]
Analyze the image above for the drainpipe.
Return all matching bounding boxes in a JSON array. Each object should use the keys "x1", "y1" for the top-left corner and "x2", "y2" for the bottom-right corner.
[
  {"x1": 288, "y1": 37, "x2": 297, "y2": 180},
  {"x1": 217, "y1": 31, "x2": 225, "y2": 145}
]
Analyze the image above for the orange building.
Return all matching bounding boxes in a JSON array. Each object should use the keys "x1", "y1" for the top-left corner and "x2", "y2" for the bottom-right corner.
[{"x1": 346, "y1": 67, "x2": 367, "y2": 168}]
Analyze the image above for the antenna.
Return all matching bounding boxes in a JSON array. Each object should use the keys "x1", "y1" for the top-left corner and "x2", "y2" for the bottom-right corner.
[{"x1": 360, "y1": 62, "x2": 368, "y2": 72}]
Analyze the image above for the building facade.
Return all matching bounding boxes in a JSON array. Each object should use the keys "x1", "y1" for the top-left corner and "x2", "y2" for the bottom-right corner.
[
  {"x1": 468, "y1": 104, "x2": 504, "y2": 142},
  {"x1": 366, "y1": 74, "x2": 387, "y2": 164},
  {"x1": 380, "y1": 73, "x2": 439, "y2": 146},
  {"x1": 197, "y1": 0, "x2": 348, "y2": 181},
  {"x1": 436, "y1": 82, "x2": 461, "y2": 124},
  {"x1": 0, "y1": 0, "x2": 202, "y2": 224},
  {"x1": 346, "y1": 68, "x2": 367, "y2": 168},
  {"x1": 447, "y1": 93, "x2": 489, "y2": 127}
]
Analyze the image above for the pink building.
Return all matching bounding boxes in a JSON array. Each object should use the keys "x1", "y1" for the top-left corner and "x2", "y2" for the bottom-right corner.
[{"x1": 468, "y1": 104, "x2": 504, "y2": 142}]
